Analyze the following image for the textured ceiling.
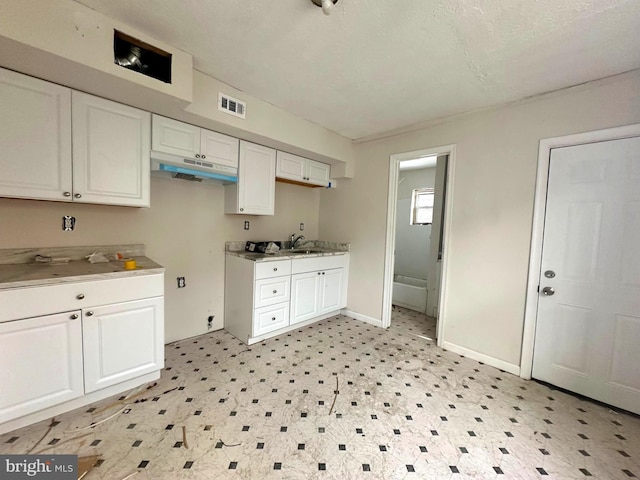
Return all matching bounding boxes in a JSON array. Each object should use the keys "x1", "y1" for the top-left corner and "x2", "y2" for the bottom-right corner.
[{"x1": 73, "y1": 0, "x2": 640, "y2": 140}]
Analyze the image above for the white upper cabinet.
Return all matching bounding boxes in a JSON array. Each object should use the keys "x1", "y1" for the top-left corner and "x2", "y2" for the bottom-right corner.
[
  {"x1": 72, "y1": 92, "x2": 150, "y2": 207},
  {"x1": 200, "y1": 129, "x2": 239, "y2": 168},
  {"x1": 225, "y1": 140, "x2": 276, "y2": 215},
  {"x1": 0, "y1": 68, "x2": 73, "y2": 201},
  {"x1": 152, "y1": 114, "x2": 200, "y2": 158},
  {"x1": 276, "y1": 151, "x2": 330, "y2": 187},
  {"x1": 152, "y1": 114, "x2": 239, "y2": 168},
  {"x1": 0, "y1": 67, "x2": 150, "y2": 206}
]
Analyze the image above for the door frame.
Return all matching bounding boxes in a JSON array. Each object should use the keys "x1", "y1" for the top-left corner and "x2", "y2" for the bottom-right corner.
[
  {"x1": 520, "y1": 123, "x2": 640, "y2": 379},
  {"x1": 382, "y1": 144, "x2": 456, "y2": 347}
]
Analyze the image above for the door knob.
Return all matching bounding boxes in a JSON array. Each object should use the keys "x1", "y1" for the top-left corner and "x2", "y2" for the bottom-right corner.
[{"x1": 541, "y1": 286, "x2": 555, "y2": 296}]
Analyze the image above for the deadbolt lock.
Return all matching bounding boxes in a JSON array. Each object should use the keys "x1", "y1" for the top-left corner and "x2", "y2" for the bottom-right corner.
[{"x1": 544, "y1": 270, "x2": 556, "y2": 278}]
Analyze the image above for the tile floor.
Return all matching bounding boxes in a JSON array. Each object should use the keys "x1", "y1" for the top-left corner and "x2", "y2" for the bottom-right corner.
[{"x1": 1, "y1": 309, "x2": 639, "y2": 479}]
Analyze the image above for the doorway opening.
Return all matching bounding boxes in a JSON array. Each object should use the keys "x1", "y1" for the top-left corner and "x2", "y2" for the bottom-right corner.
[{"x1": 382, "y1": 144, "x2": 456, "y2": 347}]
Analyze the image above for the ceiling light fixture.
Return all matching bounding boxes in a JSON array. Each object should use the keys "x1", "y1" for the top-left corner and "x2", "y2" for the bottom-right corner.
[{"x1": 311, "y1": 0, "x2": 338, "y2": 15}]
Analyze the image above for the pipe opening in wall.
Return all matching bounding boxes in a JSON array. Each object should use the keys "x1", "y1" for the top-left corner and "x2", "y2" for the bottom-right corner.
[{"x1": 114, "y1": 30, "x2": 172, "y2": 84}]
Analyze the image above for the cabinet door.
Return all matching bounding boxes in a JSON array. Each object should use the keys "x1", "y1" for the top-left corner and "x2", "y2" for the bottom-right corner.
[
  {"x1": 306, "y1": 159, "x2": 331, "y2": 187},
  {"x1": 276, "y1": 151, "x2": 305, "y2": 182},
  {"x1": 0, "y1": 311, "x2": 83, "y2": 423},
  {"x1": 0, "y1": 68, "x2": 73, "y2": 201},
  {"x1": 290, "y1": 272, "x2": 321, "y2": 325},
  {"x1": 319, "y1": 268, "x2": 344, "y2": 314},
  {"x1": 72, "y1": 92, "x2": 150, "y2": 206},
  {"x1": 236, "y1": 140, "x2": 276, "y2": 215},
  {"x1": 151, "y1": 114, "x2": 200, "y2": 159},
  {"x1": 83, "y1": 297, "x2": 164, "y2": 393},
  {"x1": 200, "y1": 129, "x2": 239, "y2": 168}
]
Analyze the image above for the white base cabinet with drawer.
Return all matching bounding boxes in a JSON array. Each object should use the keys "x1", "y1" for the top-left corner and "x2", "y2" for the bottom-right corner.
[
  {"x1": 225, "y1": 253, "x2": 349, "y2": 344},
  {"x1": 0, "y1": 274, "x2": 164, "y2": 435}
]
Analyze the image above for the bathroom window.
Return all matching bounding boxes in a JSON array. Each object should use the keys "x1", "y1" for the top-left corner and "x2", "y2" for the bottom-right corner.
[{"x1": 410, "y1": 188, "x2": 434, "y2": 225}]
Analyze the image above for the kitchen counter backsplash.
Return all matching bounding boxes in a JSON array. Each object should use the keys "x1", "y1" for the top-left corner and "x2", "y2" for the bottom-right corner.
[{"x1": 225, "y1": 240, "x2": 350, "y2": 253}]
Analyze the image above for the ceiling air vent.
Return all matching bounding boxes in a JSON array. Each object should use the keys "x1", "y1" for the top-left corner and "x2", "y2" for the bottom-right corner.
[{"x1": 218, "y1": 92, "x2": 246, "y2": 119}]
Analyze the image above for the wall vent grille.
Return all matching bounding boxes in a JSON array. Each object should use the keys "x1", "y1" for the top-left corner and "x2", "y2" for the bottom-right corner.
[{"x1": 218, "y1": 92, "x2": 246, "y2": 119}]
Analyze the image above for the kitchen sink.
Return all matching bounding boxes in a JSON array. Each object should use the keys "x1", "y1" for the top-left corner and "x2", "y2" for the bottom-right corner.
[{"x1": 288, "y1": 249, "x2": 325, "y2": 255}]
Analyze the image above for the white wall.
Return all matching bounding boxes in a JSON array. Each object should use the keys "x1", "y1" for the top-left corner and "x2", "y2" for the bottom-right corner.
[
  {"x1": 319, "y1": 70, "x2": 640, "y2": 369},
  {"x1": 0, "y1": 0, "x2": 354, "y2": 171},
  {"x1": 394, "y1": 168, "x2": 436, "y2": 281},
  {"x1": 0, "y1": 179, "x2": 321, "y2": 343}
]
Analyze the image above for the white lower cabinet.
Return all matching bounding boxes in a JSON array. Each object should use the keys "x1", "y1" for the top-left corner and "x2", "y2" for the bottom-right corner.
[
  {"x1": 83, "y1": 297, "x2": 164, "y2": 393},
  {"x1": 0, "y1": 311, "x2": 84, "y2": 424},
  {"x1": 291, "y1": 267, "x2": 345, "y2": 325},
  {"x1": 0, "y1": 273, "x2": 164, "y2": 434},
  {"x1": 225, "y1": 253, "x2": 349, "y2": 344}
]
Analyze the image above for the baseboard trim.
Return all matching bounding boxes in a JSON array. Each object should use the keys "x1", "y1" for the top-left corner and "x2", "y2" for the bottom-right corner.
[
  {"x1": 442, "y1": 341, "x2": 521, "y2": 376},
  {"x1": 343, "y1": 309, "x2": 384, "y2": 328}
]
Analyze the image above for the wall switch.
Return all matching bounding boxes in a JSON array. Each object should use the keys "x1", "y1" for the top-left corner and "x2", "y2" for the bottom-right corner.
[
  {"x1": 300, "y1": 223, "x2": 304, "y2": 231},
  {"x1": 62, "y1": 216, "x2": 76, "y2": 231},
  {"x1": 244, "y1": 221, "x2": 250, "y2": 230},
  {"x1": 177, "y1": 277, "x2": 186, "y2": 288}
]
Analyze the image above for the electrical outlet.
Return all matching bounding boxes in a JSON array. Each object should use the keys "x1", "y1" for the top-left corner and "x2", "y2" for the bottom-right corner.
[
  {"x1": 244, "y1": 221, "x2": 250, "y2": 230},
  {"x1": 299, "y1": 223, "x2": 304, "y2": 231},
  {"x1": 177, "y1": 277, "x2": 186, "y2": 288},
  {"x1": 207, "y1": 315, "x2": 214, "y2": 330},
  {"x1": 62, "y1": 216, "x2": 76, "y2": 231}
]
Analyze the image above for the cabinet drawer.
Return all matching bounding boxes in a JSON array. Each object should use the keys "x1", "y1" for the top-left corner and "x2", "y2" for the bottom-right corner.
[
  {"x1": 291, "y1": 255, "x2": 346, "y2": 274},
  {"x1": 254, "y1": 277, "x2": 290, "y2": 308},
  {"x1": 255, "y1": 260, "x2": 291, "y2": 279},
  {"x1": 254, "y1": 303, "x2": 289, "y2": 336},
  {"x1": 0, "y1": 274, "x2": 164, "y2": 323}
]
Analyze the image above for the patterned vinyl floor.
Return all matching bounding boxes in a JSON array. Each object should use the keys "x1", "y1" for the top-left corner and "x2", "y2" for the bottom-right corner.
[{"x1": 1, "y1": 307, "x2": 638, "y2": 479}]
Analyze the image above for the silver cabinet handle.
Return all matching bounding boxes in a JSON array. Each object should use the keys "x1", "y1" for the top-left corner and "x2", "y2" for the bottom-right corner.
[
  {"x1": 273, "y1": 290, "x2": 277, "y2": 294},
  {"x1": 201, "y1": 154, "x2": 206, "y2": 159},
  {"x1": 273, "y1": 267, "x2": 278, "y2": 271},
  {"x1": 195, "y1": 154, "x2": 201, "y2": 158},
  {"x1": 76, "y1": 294, "x2": 85, "y2": 300},
  {"x1": 541, "y1": 286, "x2": 555, "y2": 296},
  {"x1": 70, "y1": 314, "x2": 79, "y2": 320},
  {"x1": 271, "y1": 317, "x2": 276, "y2": 321},
  {"x1": 240, "y1": 208, "x2": 244, "y2": 212},
  {"x1": 86, "y1": 311, "x2": 94, "y2": 316},
  {"x1": 74, "y1": 193, "x2": 82, "y2": 199},
  {"x1": 63, "y1": 191, "x2": 71, "y2": 197}
]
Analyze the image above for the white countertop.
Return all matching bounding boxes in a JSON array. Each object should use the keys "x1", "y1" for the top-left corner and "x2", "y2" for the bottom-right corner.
[
  {"x1": 0, "y1": 244, "x2": 165, "y2": 289},
  {"x1": 226, "y1": 248, "x2": 349, "y2": 262}
]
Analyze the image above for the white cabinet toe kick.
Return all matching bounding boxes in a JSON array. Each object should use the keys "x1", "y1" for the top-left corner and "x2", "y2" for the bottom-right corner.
[{"x1": 224, "y1": 253, "x2": 349, "y2": 344}]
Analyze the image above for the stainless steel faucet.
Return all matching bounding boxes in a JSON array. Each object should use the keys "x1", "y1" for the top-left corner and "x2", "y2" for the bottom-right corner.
[{"x1": 290, "y1": 234, "x2": 305, "y2": 249}]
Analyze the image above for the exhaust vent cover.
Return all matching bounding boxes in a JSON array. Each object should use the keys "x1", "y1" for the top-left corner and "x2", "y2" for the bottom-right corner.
[{"x1": 218, "y1": 92, "x2": 246, "y2": 119}]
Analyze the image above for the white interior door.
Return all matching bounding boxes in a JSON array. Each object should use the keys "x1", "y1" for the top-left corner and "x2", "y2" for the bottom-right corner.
[{"x1": 532, "y1": 136, "x2": 640, "y2": 414}]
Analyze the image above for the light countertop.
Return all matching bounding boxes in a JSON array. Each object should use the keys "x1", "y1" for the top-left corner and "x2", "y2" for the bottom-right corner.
[
  {"x1": 227, "y1": 248, "x2": 349, "y2": 262},
  {"x1": 0, "y1": 245, "x2": 164, "y2": 290},
  {"x1": 0, "y1": 257, "x2": 165, "y2": 290}
]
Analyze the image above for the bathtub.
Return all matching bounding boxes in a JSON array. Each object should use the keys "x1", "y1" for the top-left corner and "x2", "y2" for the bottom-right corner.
[{"x1": 392, "y1": 274, "x2": 427, "y2": 313}]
